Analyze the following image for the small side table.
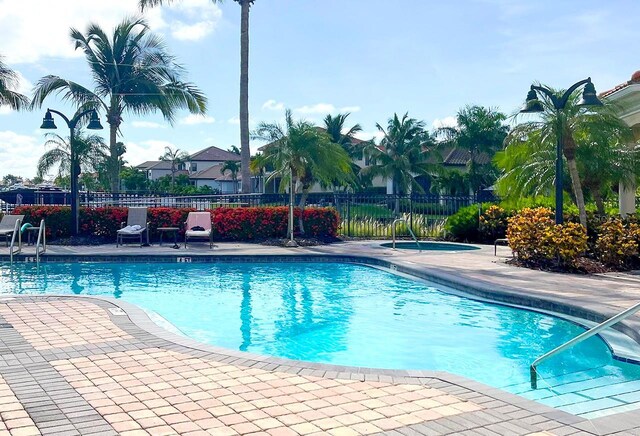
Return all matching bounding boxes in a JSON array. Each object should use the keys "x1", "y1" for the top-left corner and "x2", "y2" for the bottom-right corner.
[
  {"x1": 26, "y1": 227, "x2": 40, "y2": 246},
  {"x1": 158, "y1": 227, "x2": 179, "y2": 248}
]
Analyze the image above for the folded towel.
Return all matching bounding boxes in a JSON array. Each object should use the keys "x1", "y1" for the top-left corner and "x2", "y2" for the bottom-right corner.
[{"x1": 119, "y1": 225, "x2": 143, "y2": 233}]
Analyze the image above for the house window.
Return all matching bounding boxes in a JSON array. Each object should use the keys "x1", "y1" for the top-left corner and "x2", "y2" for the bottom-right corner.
[{"x1": 190, "y1": 163, "x2": 197, "y2": 172}]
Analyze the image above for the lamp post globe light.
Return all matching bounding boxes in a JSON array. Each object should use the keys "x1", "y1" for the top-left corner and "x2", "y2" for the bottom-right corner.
[
  {"x1": 520, "y1": 78, "x2": 603, "y2": 224},
  {"x1": 40, "y1": 108, "x2": 103, "y2": 236}
]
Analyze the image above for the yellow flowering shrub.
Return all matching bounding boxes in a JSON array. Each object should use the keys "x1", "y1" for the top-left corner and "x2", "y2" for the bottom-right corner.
[
  {"x1": 595, "y1": 218, "x2": 640, "y2": 267},
  {"x1": 507, "y1": 207, "x2": 587, "y2": 266},
  {"x1": 479, "y1": 205, "x2": 509, "y2": 242}
]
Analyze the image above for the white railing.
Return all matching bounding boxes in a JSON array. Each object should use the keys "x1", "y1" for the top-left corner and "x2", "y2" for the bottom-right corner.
[
  {"x1": 9, "y1": 218, "x2": 22, "y2": 265},
  {"x1": 530, "y1": 301, "x2": 640, "y2": 389},
  {"x1": 391, "y1": 218, "x2": 422, "y2": 251},
  {"x1": 35, "y1": 219, "x2": 46, "y2": 264}
]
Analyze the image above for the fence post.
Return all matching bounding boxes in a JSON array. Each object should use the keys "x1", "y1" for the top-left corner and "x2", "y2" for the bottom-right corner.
[
  {"x1": 409, "y1": 195, "x2": 413, "y2": 235},
  {"x1": 347, "y1": 192, "x2": 351, "y2": 238}
]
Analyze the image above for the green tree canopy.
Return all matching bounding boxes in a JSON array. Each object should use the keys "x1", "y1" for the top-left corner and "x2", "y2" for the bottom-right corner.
[
  {"x1": 253, "y1": 109, "x2": 354, "y2": 233},
  {"x1": 0, "y1": 55, "x2": 29, "y2": 111},
  {"x1": 497, "y1": 89, "x2": 633, "y2": 223},
  {"x1": 363, "y1": 113, "x2": 439, "y2": 197},
  {"x1": 30, "y1": 17, "x2": 207, "y2": 193}
]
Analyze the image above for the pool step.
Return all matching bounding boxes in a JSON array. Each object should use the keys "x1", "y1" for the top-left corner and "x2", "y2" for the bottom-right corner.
[{"x1": 516, "y1": 371, "x2": 640, "y2": 418}]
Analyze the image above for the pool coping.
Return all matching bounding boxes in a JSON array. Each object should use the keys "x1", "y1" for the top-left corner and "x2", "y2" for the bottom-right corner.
[{"x1": 3, "y1": 251, "x2": 640, "y2": 432}]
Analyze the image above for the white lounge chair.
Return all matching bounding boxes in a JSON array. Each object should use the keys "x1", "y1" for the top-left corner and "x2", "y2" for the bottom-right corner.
[
  {"x1": 117, "y1": 207, "x2": 149, "y2": 247},
  {"x1": 184, "y1": 212, "x2": 213, "y2": 249},
  {"x1": 0, "y1": 215, "x2": 24, "y2": 247}
]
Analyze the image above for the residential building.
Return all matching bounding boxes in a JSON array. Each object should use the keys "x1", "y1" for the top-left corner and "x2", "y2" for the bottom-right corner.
[{"x1": 135, "y1": 145, "x2": 242, "y2": 190}]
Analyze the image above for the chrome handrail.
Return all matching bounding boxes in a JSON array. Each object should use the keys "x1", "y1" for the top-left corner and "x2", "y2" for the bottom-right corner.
[
  {"x1": 391, "y1": 218, "x2": 422, "y2": 251},
  {"x1": 530, "y1": 301, "x2": 640, "y2": 389},
  {"x1": 9, "y1": 218, "x2": 22, "y2": 265},
  {"x1": 35, "y1": 219, "x2": 46, "y2": 264}
]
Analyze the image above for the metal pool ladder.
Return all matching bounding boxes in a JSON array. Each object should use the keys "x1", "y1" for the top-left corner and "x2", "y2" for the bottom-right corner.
[
  {"x1": 9, "y1": 218, "x2": 22, "y2": 265},
  {"x1": 391, "y1": 218, "x2": 422, "y2": 251},
  {"x1": 35, "y1": 220, "x2": 46, "y2": 265},
  {"x1": 530, "y1": 300, "x2": 640, "y2": 389}
]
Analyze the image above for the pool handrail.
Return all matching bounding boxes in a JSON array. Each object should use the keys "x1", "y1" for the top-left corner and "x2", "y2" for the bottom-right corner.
[
  {"x1": 530, "y1": 300, "x2": 640, "y2": 389},
  {"x1": 9, "y1": 217, "x2": 22, "y2": 265},
  {"x1": 35, "y1": 219, "x2": 46, "y2": 264},
  {"x1": 391, "y1": 218, "x2": 422, "y2": 251}
]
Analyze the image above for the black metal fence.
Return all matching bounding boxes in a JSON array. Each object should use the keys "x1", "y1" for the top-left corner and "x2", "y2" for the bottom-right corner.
[{"x1": 2, "y1": 191, "x2": 491, "y2": 238}]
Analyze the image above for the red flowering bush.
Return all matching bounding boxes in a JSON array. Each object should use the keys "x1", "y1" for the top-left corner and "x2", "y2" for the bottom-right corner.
[
  {"x1": 10, "y1": 205, "x2": 339, "y2": 241},
  {"x1": 210, "y1": 207, "x2": 339, "y2": 240},
  {"x1": 14, "y1": 206, "x2": 72, "y2": 238}
]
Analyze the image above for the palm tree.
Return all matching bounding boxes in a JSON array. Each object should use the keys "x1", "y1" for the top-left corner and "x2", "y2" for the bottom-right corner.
[
  {"x1": 496, "y1": 117, "x2": 638, "y2": 216},
  {"x1": 324, "y1": 113, "x2": 363, "y2": 156},
  {"x1": 0, "y1": 55, "x2": 29, "y2": 111},
  {"x1": 253, "y1": 109, "x2": 353, "y2": 233},
  {"x1": 159, "y1": 146, "x2": 189, "y2": 187},
  {"x1": 504, "y1": 88, "x2": 631, "y2": 225},
  {"x1": 437, "y1": 105, "x2": 508, "y2": 194},
  {"x1": 363, "y1": 113, "x2": 439, "y2": 212},
  {"x1": 221, "y1": 160, "x2": 241, "y2": 193},
  {"x1": 37, "y1": 131, "x2": 108, "y2": 182},
  {"x1": 140, "y1": 0, "x2": 255, "y2": 194},
  {"x1": 31, "y1": 17, "x2": 207, "y2": 193}
]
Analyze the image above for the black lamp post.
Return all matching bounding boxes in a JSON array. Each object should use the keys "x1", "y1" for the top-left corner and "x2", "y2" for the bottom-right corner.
[
  {"x1": 520, "y1": 78, "x2": 603, "y2": 224},
  {"x1": 40, "y1": 108, "x2": 103, "y2": 236}
]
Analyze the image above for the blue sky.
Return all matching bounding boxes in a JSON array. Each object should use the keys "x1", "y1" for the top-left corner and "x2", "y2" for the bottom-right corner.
[{"x1": 1, "y1": 0, "x2": 639, "y2": 179}]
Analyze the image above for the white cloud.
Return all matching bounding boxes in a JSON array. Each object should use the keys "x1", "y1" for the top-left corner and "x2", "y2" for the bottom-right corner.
[
  {"x1": 262, "y1": 100, "x2": 285, "y2": 111},
  {"x1": 294, "y1": 103, "x2": 336, "y2": 115},
  {"x1": 227, "y1": 117, "x2": 240, "y2": 125},
  {"x1": 0, "y1": 0, "x2": 221, "y2": 64},
  {"x1": 0, "y1": 131, "x2": 42, "y2": 178},
  {"x1": 125, "y1": 139, "x2": 178, "y2": 166},
  {"x1": 354, "y1": 130, "x2": 385, "y2": 142},
  {"x1": 293, "y1": 103, "x2": 361, "y2": 115},
  {"x1": 179, "y1": 114, "x2": 215, "y2": 125},
  {"x1": 341, "y1": 106, "x2": 361, "y2": 113},
  {"x1": 432, "y1": 116, "x2": 458, "y2": 129},
  {"x1": 131, "y1": 121, "x2": 166, "y2": 129}
]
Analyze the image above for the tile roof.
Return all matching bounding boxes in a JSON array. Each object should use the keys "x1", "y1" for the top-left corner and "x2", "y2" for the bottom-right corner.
[
  {"x1": 599, "y1": 70, "x2": 640, "y2": 98},
  {"x1": 135, "y1": 161, "x2": 160, "y2": 169},
  {"x1": 189, "y1": 146, "x2": 241, "y2": 162},
  {"x1": 189, "y1": 164, "x2": 240, "y2": 181},
  {"x1": 443, "y1": 148, "x2": 491, "y2": 166}
]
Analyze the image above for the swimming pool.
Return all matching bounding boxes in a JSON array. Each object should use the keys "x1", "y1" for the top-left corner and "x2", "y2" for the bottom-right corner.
[{"x1": 2, "y1": 261, "x2": 640, "y2": 417}]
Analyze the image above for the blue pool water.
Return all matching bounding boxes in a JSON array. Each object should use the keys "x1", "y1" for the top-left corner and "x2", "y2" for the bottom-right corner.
[{"x1": 2, "y1": 261, "x2": 640, "y2": 416}]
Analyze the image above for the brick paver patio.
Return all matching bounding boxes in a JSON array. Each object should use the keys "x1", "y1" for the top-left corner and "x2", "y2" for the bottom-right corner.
[{"x1": 1, "y1": 242, "x2": 640, "y2": 434}]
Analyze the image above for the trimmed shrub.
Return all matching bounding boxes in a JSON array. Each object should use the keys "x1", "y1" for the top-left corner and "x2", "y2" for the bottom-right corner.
[
  {"x1": 212, "y1": 206, "x2": 339, "y2": 240},
  {"x1": 14, "y1": 205, "x2": 72, "y2": 238},
  {"x1": 445, "y1": 203, "x2": 486, "y2": 242},
  {"x1": 10, "y1": 205, "x2": 339, "y2": 241},
  {"x1": 594, "y1": 218, "x2": 640, "y2": 268},
  {"x1": 478, "y1": 205, "x2": 509, "y2": 242},
  {"x1": 507, "y1": 207, "x2": 587, "y2": 267}
]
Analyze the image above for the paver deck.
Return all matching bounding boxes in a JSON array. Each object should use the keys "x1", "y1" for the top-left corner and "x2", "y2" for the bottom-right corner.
[{"x1": 1, "y1": 241, "x2": 640, "y2": 435}]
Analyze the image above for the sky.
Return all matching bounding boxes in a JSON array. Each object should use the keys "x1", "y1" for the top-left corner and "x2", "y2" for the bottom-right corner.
[{"x1": 1, "y1": 0, "x2": 639, "y2": 179}]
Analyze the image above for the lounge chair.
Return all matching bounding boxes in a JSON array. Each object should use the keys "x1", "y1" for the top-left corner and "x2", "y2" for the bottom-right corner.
[
  {"x1": 117, "y1": 207, "x2": 149, "y2": 247},
  {"x1": 0, "y1": 215, "x2": 24, "y2": 247},
  {"x1": 184, "y1": 212, "x2": 213, "y2": 249}
]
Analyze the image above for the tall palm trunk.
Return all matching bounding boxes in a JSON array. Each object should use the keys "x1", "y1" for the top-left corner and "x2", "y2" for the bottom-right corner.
[
  {"x1": 563, "y1": 134, "x2": 587, "y2": 227},
  {"x1": 108, "y1": 122, "x2": 120, "y2": 193},
  {"x1": 239, "y1": 0, "x2": 251, "y2": 194}
]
